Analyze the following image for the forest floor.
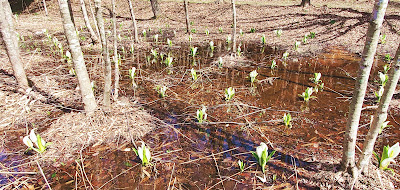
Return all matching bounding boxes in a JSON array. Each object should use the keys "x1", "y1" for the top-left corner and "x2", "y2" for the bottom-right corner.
[{"x1": 1, "y1": 0, "x2": 400, "y2": 189}]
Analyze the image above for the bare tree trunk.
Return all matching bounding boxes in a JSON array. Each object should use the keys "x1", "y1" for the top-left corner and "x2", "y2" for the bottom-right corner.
[
  {"x1": 43, "y1": 0, "x2": 48, "y2": 16},
  {"x1": 112, "y1": 0, "x2": 119, "y2": 100},
  {"x1": 341, "y1": 0, "x2": 388, "y2": 176},
  {"x1": 0, "y1": 0, "x2": 29, "y2": 88},
  {"x1": 58, "y1": 0, "x2": 97, "y2": 115},
  {"x1": 80, "y1": 0, "x2": 99, "y2": 44},
  {"x1": 184, "y1": 0, "x2": 190, "y2": 33},
  {"x1": 67, "y1": 0, "x2": 76, "y2": 27},
  {"x1": 88, "y1": 0, "x2": 100, "y2": 38},
  {"x1": 357, "y1": 43, "x2": 400, "y2": 172},
  {"x1": 231, "y1": 0, "x2": 237, "y2": 53},
  {"x1": 94, "y1": 0, "x2": 112, "y2": 109},
  {"x1": 300, "y1": 0, "x2": 311, "y2": 7},
  {"x1": 150, "y1": 0, "x2": 158, "y2": 19},
  {"x1": 127, "y1": 0, "x2": 139, "y2": 43}
]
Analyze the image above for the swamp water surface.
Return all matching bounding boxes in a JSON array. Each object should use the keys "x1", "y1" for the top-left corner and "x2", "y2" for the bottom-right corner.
[{"x1": 3, "y1": 40, "x2": 400, "y2": 189}]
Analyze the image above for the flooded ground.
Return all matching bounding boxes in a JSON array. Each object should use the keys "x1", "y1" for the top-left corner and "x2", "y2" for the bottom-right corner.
[{"x1": 2, "y1": 40, "x2": 399, "y2": 189}]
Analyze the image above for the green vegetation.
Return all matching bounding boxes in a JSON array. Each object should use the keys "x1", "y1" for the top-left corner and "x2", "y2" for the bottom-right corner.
[
  {"x1": 252, "y1": 142, "x2": 275, "y2": 174},
  {"x1": 23, "y1": 129, "x2": 52, "y2": 154},
  {"x1": 283, "y1": 113, "x2": 292, "y2": 128},
  {"x1": 274, "y1": 29, "x2": 282, "y2": 37},
  {"x1": 249, "y1": 70, "x2": 258, "y2": 83},
  {"x1": 132, "y1": 142, "x2": 152, "y2": 166},
  {"x1": 237, "y1": 160, "x2": 245, "y2": 172},
  {"x1": 196, "y1": 106, "x2": 207, "y2": 123},
  {"x1": 156, "y1": 85, "x2": 167, "y2": 98},
  {"x1": 225, "y1": 87, "x2": 235, "y2": 101},
  {"x1": 374, "y1": 142, "x2": 400, "y2": 173},
  {"x1": 299, "y1": 87, "x2": 316, "y2": 102}
]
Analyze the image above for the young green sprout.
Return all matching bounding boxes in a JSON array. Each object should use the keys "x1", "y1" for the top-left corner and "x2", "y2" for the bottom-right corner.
[
  {"x1": 167, "y1": 38, "x2": 172, "y2": 47},
  {"x1": 378, "y1": 72, "x2": 388, "y2": 87},
  {"x1": 308, "y1": 32, "x2": 316, "y2": 39},
  {"x1": 274, "y1": 29, "x2": 282, "y2": 37},
  {"x1": 237, "y1": 43, "x2": 242, "y2": 56},
  {"x1": 129, "y1": 67, "x2": 136, "y2": 79},
  {"x1": 299, "y1": 87, "x2": 316, "y2": 102},
  {"x1": 218, "y1": 57, "x2": 223, "y2": 68},
  {"x1": 250, "y1": 28, "x2": 256, "y2": 33},
  {"x1": 225, "y1": 87, "x2": 235, "y2": 101},
  {"x1": 156, "y1": 85, "x2": 167, "y2": 98},
  {"x1": 380, "y1": 34, "x2": 386, "y2": 44},
  {"x1": 239, "y1": 29, "x2": 244, "y2": 36},
  {"x1": 153, "y1": 34, "x2": 159, "y2": 43},
  {"x1": 190, "y1": 46, "x2": 198, "y2": 58},
  {"x1": 283, "y1": 113, "x2": 292, "y2": 128},
  {"x1": 237, "y1": 160, "x2": 245, "y2": 172},
  {"x1": 226, "y1": 36, "x2": 232, "y2": 44},
  {"x1": 374, "y1": 142, "x2": 400, "y2": 173},
  {"x1": 132, "y1": 142, "x2": 152, "y2": 166},
  {"x1": 165, "y1": 55, "x2": 173, "y2": 67},
  {"x1": 218, "y1": 26, "x2": 223, "y2": 33},
  {"x1": 65, "y1": 51, "x2": 72, "y2": 65},
  {"x1": 375, "y1": 86, "x2": 384, "y2": 102},
  {"x1": 91, "y1": 81, "x2": 96, "y2": 91},
  {"x1": 302, "y1": 34, "x2": 308, "y2": 44},
  {"x1": 150, "y1": 49, "x2": 158, "y2": 58},
  {"x1": 271, "y1": 59, "x2": 277, "y2": 69},
  {"x1": 205, "y1": 29, "x2": 209, "y2": 36},
  {"x1": 310, "y1": 73, "x2": 322, "y2": 84},
  {"x1": 383, "y1": 64, "x2": 390, "y2": 74},
  {"x1": 142, "y1": 29, "x2": 147, "y2": 37},
  {"x1": 294, "y1": 41, "x2": 301, "y2": 51},
  {"x1": 191, "y1": 68, "x2": 198, "y2": 81},
  {"x1": 384, "y1": 54, "x2": 392, "y2": 62},
  {"x1": 188, "y1": 34, "x2": 193, "y2": 42},
  {"x1": 130, "y1": 44, "x2": 134, "y2": 54},
  {"x1": 196, "y1": 106, "x2": 207, "y2": 123},
  {"x1": 209, "y1": 41, "x2": 215, "y2": 52},
  {"x1": 249, "y1": 70, "x2": 258, "y2": 83},
  {"x1": 379, "y1": 121, "x2": 391, "y2": 134},
  {"x1": 261, "y1": 35, "x2": 266, "y2": 45},
  {"x1": 282, "y1": 52, "x2": 289, "y2": 61},
  {"x1": 252, "y1": 142, "x2": 275, "y2": 174},
  {"x1": 23, "y1": 129, "x2": 52, "y2": 154},
  {"x1": 191, "y1": 28, "x2": 196, "y2": 33}
]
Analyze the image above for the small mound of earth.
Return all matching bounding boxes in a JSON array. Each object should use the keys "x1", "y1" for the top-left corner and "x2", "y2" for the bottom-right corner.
[{"x1": 43, "y1": 97, "x2": 157, "y2": 160}]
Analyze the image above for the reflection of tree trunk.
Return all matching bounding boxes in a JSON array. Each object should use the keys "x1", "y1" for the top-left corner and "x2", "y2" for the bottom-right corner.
[
  {"x1": 95, "y1": 0, "x2": 112, "y2": 109},
  {"x1": 80, "y1": 0, "x2": 99, "y2": 44},
  {"x1": 150, "y1": 0, "x2": 158, "y2": 19},
  {"x1": 112, "y1": 0, "x2": 119, "y2": 100},
  {"x1": 127, "y1": 0, "x2": 139, "y2": 43},
  {"x1": 300, "y1": 0, "x2": 311, "y2": 7},
  {"x1": 231, "y1": 0, "x2": 236, "y2": 53},
  {"x1": 357, "y1": 43, "x2": 400, "y2": 173},
  {"x1": 0, "y1": 0, "x2": 29, "y2": 88},
  {"x1": 184, "y1": 0, "x2": 190, "y2": 33},
  {"x1": 341, "y1": 0, "x2": 388, "y2": 176},
  {"x1": 59, "y1": 0, "x2": 97, "y2": 114}
]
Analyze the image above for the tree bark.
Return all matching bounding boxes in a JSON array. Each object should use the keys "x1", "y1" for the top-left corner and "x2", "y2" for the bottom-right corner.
[
  {"x1": 58, "y1": 0, "x2": 97, "y2": 115},
  {"x1": 88, "y1": 0, "x2": 100, "y2": 38},
  {"x1": 341, "y1": 0, "x2": 388, "y2": 175},
  {"x1": 111, "y1": 0, "x2": 119, "y2": 100},
  {"x1": 43, "y1": 0, "x2": 48, "y2": 16},
  {"x1": 127, "y1": 0, "x2": 139, "y2": 43},
  {"x1": 357, "y1": 43, "x2": 400, "y2": 172},
  {"x1": 0, "y1": 0, "x2": 29, "y2": 88},
  {"x1": 150, "y1": 0, "x2": 158, "y2": 19},
  {"x1": 300, "y1": 0, "x2": 311, "y2": 7},
  {"x1": 80, "y1": 0, "x2": 99, "y2": 44},
  {"x1": 184, "y1": 0, "x2": 190, "y2": 33},
  {"x1": 231, "y1": 0, "x2": 237, "y2": 53},
  {"x1": 67, "y1": 0, "x2": 76, "y2": 27},
  {"x1": 94, "y1": 0, "x2": 112, "y2": 109}
]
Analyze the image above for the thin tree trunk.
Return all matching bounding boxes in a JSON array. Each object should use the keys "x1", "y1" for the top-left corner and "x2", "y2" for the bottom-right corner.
[
  {"x1": 357, "y1": 43, "x2": 400, "y2": 172},
  {"x1": 43, "y1": 0, "x2": 48, "y2": 16},
  {"x1": 88, "y1": 0, "x2": 100, "y2": 38},
  {"x1": 0, "y1": 0, "x2": 29, "y2": 88},
  {"x1": 94, "y1": 0, "x2": 112, "y2": 109},
  {"x1": 184, "y1": 0, "x2": 190, "y2": 33},
  {"x1": 341, "y1": 0, "x2": 388, "y2": 176},
  {"x1": 231, "y1": 0, "x2": 237, "y2": 53},
  {"x1": 80, "y1": 0, "x2": 99, "y2": 44},
  {"x1": 150, "y1": 0, "x2": 158, "y2": 19},
  {"x1": 58, "y1": 0, "x2": 97, "y2": 115},
  {"x1": 112, "y1": 0, "x2": 119, "y2": 100},
  {"x1": 127, "y1": 0, "x2": 139, "y2": 43},
  {"x1": 300, "y1": 0, "x2": 311, "y2": 7}
]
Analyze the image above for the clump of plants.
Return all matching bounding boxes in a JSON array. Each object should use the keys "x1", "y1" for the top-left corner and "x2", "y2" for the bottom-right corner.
[
  {"x1": 283, "y1": 113, "x2": 292, "y2": 128},
  {"x1": 252, "y1": 142, "x2": 275, "y2": 182},
  {"x1": 299, "y1": 87, "x2": 316, "y2": 102},
  {"x1": 237, "y1": 160, "x2": 245, "y2": 172},
  {"x1": 249, "y1": 70, "x2": 258, "y2": 84},
  {"x1": 133, "y1": 142, "x2": 152, "y2": 166},
  {"x1": 23, "y1": 129, "x2": 52, "y2": 154},
  {"x1": 225, "y1": 87, "x2": 235, "y2": 101},
  {"x1": 274, "y1": 29, "x2": 282, "y2": 37},
  {"x1": 155, "y1": 85, "x2": 167, "y2": 98},
  {"x1": 374, "y1": 142, "x2": 399, "y2": 173},
  {"x1": 309, "y1": 73, "x2": 324, "y2": 92},
  {"x1": 196, "y1": 106, "x2": 207, "y2": 123},
  {"x1": 190, "y1": 68, "x2": 198, "y2": 81},
  {"x1": 261, "y1": 35, "x2": 266, "y2": 45}
]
